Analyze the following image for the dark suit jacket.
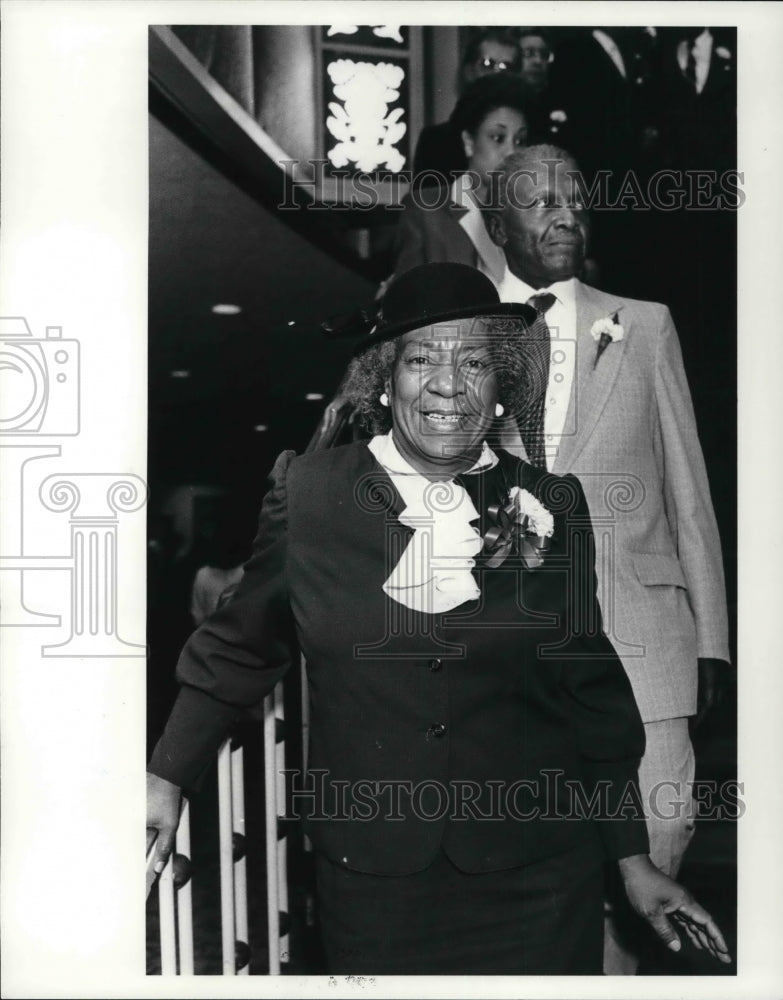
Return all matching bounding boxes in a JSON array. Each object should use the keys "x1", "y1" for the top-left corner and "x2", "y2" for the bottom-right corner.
[
  {"x1": 392, "y1": 189, "x2": 476, "y2": 280},
  {"x1": 551, "y1": 30, "x2": 644, "y2": 180},
  {"x1": 647, "y1": 27, "x2": 736, "y2": 172},
  {"x1": 150, "y1": 443, "x2": 648, "y2": 875}
]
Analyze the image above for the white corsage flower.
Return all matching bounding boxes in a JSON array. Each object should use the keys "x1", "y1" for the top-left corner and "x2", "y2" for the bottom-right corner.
[
  {"x1": 482, "y1": 487, "x2": 554, "y2": 569},
  {"x1": 590, "y1": 313, "x2": 624, "y2": 369},
  {"x1": 715, "y1": 46, "x2": 732, "y2": 60},
  {"x1": 510, "y1": 487, "x2": 555, "y2": 537},
  {"x1": 550, "y1": 109, "x2": 568, "y2": 123}
]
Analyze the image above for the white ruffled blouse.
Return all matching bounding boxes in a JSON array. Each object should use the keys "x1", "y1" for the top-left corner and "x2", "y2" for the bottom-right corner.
[{"x1": 367, "y1": 432, "x2": 499, "y2": 615}]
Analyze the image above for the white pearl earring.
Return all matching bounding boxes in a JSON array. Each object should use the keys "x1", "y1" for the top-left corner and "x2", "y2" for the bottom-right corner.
[
  {"x1": 380, "y1": 392, "x2": 390, "y2": 407},
  {"x1": 495, "y1": 403, "x2": 505, "y2": 417}
]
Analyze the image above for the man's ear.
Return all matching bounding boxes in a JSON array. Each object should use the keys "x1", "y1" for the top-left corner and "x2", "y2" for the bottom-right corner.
[
  {"x1": 486, "y1": 211, "x2": 507, "y2": 248},
  {"x1": 461, "y1": 129, "x2": 474, "y2": 159}
]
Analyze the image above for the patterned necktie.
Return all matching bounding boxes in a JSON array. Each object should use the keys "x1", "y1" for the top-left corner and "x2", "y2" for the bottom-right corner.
[{"x1": 516, "y1": 293, "x2": 556, "y2": 468}]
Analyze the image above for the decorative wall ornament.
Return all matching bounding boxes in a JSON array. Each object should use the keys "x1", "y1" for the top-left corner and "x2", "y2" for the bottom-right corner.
[
  {"x1": 325, "y1": 58, "x2": 407, "y2": 172},
  {"x1": 327, "y1": 25, "x2": 404, "y2": 44}
]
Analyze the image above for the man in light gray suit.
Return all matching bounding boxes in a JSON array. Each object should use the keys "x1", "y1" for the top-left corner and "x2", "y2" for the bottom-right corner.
[{"x1": 486, "y1": 145, "x2": 731, "y2": 974}]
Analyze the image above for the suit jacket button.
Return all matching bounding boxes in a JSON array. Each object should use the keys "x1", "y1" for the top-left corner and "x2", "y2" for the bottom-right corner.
[
  {"x1": 428, "y1": 723, "x2": 446, "y2": 738},
  {"x1": 429, "y1": 658, "x2": 443, "y2": 672}
]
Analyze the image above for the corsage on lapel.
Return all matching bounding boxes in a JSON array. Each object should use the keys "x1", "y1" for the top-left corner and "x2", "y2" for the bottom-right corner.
[
  {"x1": 590, "y1": 313, "x2": 624, "y2": 369},
  {"x1": 483, "y1": 487, "x2": 554, "y2": 570}
]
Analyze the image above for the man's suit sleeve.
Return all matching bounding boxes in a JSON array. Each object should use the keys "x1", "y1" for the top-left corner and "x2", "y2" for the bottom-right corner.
[
  {"x1": 552, "y1": 474, "x2": 650, "y2": 860},
  {"x1": 148, "y1": 450, "x2": 298, "y2": 792},
  {"x1": 653, "y1": 310, "x2": 730, "y2": 663}
]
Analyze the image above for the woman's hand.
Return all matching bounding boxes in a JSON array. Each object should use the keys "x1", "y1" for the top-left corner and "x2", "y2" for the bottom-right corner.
[
  {"x1": 618, "y1": 854, "x2": 732, "y2": 964},
  {"x1": 146, "y1": 771, "x2": 182, "y2": 875}
]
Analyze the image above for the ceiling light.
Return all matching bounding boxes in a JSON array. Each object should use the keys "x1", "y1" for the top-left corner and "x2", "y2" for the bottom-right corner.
[
  {"x1": 305, "y1": 393, "x2": 325, "y2": 401},
  {"x1": 212, "y1": 303, "x2": 242, "y2": 315},
  {"x1": 253, "y1": 424, "x2": 269, "y2": 432},
  {"x1": 287, "y1": 320, "x2": 296, "y2": 326},
  {"x1": 170, "y1": 369, "x2": 191, "y2": 379}
]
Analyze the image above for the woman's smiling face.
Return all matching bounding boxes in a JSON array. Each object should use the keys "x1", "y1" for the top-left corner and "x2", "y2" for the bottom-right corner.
[
  {"x1": 387, "y1": 319, "x2": 499, "y2": 479},
  {"x1": 463, "y1": 105, "x2": 529, "y2": 185}
]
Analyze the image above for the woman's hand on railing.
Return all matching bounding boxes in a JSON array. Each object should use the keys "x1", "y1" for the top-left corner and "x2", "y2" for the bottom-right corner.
[{"x1": 147, "y1": 771, "x2": 183, "y2": 875}]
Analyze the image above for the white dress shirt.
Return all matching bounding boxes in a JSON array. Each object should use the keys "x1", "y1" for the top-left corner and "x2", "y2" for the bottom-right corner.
[
  {"x1": 367, "y1": 432, "x2": 498, "y2": 614},
  {"x1": 592, "y1": 29, "x2": 627, "y2": 79},
  {"x1": 677, "y1": 29, "x2": 713, "y2": 94},
  {"x1": 496, "y1": 266, "x2": 578, "y2": 470},
  {"x1": 451, "y1": 175, "x2": 507, "y2": 287}
]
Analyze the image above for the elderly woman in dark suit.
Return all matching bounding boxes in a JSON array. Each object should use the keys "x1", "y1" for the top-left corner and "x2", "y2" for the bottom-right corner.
[{"x1": 147, "y1": 264, "x2": 729, "y2": 975}]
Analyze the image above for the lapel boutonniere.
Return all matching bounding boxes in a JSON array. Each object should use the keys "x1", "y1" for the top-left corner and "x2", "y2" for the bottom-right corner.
[
  {"x1": 483, "y1": 487, "x2": 554, "y2": 570},
  {"x1": 590, "y1": 313, "x2": 624, "y2": 369}
]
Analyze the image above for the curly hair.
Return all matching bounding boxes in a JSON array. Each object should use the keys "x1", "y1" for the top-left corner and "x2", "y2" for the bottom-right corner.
[
  {"x1": 342, "y1": 318, "x2": 544, "y2": 436},
  {"x1": 342, "y1": 340, "x2": 398, "y2": 435},
  {"x1": 449, "y1": 72, "x2": 532, "y2": 138}
]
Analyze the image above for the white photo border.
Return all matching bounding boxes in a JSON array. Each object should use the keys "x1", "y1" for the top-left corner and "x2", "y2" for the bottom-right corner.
[{"x1": 1, "y1": 1, "x2": 781, "y2": 997}]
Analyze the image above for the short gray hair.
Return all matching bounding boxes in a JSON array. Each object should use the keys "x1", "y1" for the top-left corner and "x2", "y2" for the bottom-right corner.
[
  {"x1": 489, "y1": 144, "x2": 580, "y2": 211},
  {"x1": 343, "y1": 317, "x2": 544, "y2": 435}
]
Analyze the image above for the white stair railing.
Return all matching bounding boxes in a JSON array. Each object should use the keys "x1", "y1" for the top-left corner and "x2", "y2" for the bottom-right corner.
[{"x1": 149, "y1": 679, "x2": 294, "y2": 975}]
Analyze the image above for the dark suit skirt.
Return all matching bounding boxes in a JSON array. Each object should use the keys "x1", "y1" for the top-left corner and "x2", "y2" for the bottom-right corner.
[{"x1": 316, "y1": 841, "x2": 604, "y2": 975}]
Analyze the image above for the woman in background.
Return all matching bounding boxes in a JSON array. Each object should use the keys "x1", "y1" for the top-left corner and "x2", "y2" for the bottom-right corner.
[{"x1": 391, "y1": 73, "x2": 531, "y2": 287}]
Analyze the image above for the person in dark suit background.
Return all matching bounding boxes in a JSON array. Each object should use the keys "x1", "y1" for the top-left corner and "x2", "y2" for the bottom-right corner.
[
  {"x1": 647, "y1": 26, "x2": 736, "y2": 173},
  {"x1": 412, "y1": 27, "x2": 521, "y2": 183},
  {"x1": 515, "y1": 27, "x2": 573, "y2": 147},
  {"x1": 550, "y1": 27, "x2": 656, "y2": 176},
  {"x1": 147, "y1": 264, "x2": 730, "y2": 975},
  {"x1": 549, "y1": 27, "x2": 658, "y2": 294},
  {"x1": 638, "y1": 28, "x2": 737, "y2": 565}
]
